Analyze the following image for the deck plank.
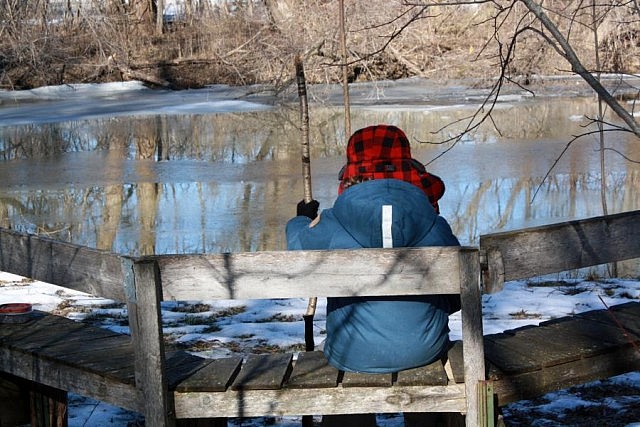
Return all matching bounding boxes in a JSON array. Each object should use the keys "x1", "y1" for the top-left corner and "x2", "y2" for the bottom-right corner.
[
  {"x1": 578, "y1": 303, "x2": 640, "y2": 339},
  {"x1": 174, "y1": 356, "x2": 242, "y2": 392},
  {"x1": 165, "y1": 351, "x2": 211, "y2": 389},
  {"x1": 0, "y1": 313, "x2": 85, "y2": 344}
]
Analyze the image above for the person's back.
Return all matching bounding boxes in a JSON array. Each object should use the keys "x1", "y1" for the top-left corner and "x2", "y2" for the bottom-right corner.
[{"x1": 286, "y1": 124, "x2": 460, "y2": 374}]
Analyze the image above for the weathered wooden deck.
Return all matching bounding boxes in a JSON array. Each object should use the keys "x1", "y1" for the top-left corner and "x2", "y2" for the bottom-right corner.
[
  {"x1": 2, "y1": 300, "x2": 639, "y2": 419},
  {"x1": 487, "y1": 301, "x2": 640, "y2": 404}
]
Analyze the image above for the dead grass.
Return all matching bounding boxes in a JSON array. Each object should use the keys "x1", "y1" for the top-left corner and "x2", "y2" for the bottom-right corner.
[
  {"x1": 1, "y1": 1, "x2": 638, "y2": 90},
  {"x1": 0, "y1": 278, "x2": 33, "y2": 287},
  {"x1": 83, "y1": 310, "x2": 129, "y2": 327},
  {"x1": 508, "y1": 309, "x2": 542, "y2": 320},
  {"x1": 170, "y1": 303, "x2": 212, "y2": 313},
  {"x1": 255, "y1": 313, "x2": 298, "y2": 323},
  {"x1": 526, "y1": 279, "x2": 638, "y2": 299}
]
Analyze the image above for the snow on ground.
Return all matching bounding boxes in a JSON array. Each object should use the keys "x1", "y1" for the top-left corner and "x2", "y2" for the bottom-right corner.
[{"x1": 2, "y1": 270, "x2": 640, "y2": 426}]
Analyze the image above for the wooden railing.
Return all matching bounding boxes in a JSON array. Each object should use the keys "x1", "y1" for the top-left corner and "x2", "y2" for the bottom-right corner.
[{"x1": 481, "y1": 210, "x2": 640, "y2": 293}]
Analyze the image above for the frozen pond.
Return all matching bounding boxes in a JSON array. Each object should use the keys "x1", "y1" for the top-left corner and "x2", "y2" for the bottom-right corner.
[{"x1": 1, "y1": 79, "x2": 639, "y2": 264}]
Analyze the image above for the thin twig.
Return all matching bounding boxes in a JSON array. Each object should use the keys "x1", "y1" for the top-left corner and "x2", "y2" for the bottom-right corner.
[{"x1": 597, "y1": 294, "x2": 640, "y2": 357}]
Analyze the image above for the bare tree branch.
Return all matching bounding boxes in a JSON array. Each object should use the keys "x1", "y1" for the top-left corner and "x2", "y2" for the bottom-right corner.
[
  {"x1": 520, "y1": 0, "x2": 640, "y2": 137},
  {"x1": 531, "y1": 124, "x2": 635, "y2": 201},
  {"x1": 602, "y1": 147, "x2": 640, "y2": 163}
]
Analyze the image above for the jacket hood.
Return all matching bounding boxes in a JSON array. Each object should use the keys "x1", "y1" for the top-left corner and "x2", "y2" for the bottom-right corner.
[{"x1": 332, "y1": 179, "x2": 438, "y2": 248}]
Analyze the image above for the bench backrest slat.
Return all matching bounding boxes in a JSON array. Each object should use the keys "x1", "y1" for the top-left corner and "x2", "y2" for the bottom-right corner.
[
  {"x1": 480, "y1": 209, "x2": 640, "y2": 293},
  {"x1": 0, "y1": 228, "x2": 125, "y2": 301},
  {"x1": 155, "y1": 246, "x2": 477, "y2": 301}
]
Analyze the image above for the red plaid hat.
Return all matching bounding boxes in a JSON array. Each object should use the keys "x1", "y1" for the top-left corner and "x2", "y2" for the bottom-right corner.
[{"x1": 338, "y1": 125, "x2": 445, "y2": 213}]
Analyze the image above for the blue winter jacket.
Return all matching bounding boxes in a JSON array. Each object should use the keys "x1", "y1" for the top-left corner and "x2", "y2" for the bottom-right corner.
[{"x1": 286, "y1": 179, "x2": 460, "y2": 373}]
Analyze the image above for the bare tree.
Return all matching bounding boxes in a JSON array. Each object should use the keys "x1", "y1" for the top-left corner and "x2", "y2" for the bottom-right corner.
[
  {"x1": 396, "y1": 0, "x2": 639, "y2": 278},
  {"x1": 401, "y1": 1, "x2": 640, "y2": 140},
  {"x1": 2, "y1": 0, "x2": 638, "y2": 95}
]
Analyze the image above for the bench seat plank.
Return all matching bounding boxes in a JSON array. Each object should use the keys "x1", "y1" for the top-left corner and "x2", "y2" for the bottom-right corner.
[
  {"x1": 484, "y1": 334, "x2": 540, "y2": 375},
  {"x1": 490, "y1": 336, "x2": 640, "y2": 405},
  {"x1": 165, "y1": 351, "x2": 213, "y2": 389},
  {"x1": 484, "y1": 314, "x2": 631, "y2": 373},
  {"x1": 484, "y1": 323, "x2": 609, "y2": 374},
  {"x1": 611, "y1": 300, "x2": 640, "y2": 316},
  {"x1": 396, "y1": 359, "x2": 448, "y2": 386},
  {"x1": 286, "y1": 351, "x2": 339, "y2": 389},
  {"x1": 231, "y1": 353, "x2": 293, "y2": 391},
  {"x1": 51, "y1": 337, "x2": 137, "y2": 382},
  {"x1": 1, "y1": 313, "x2": 137, "y2": 382},
  {"x1": 31, "y1": 332, "x2": 131, "y2": 357},
  {"x1": 174, "y1": 356, "x2": 242, "y2": 392}
]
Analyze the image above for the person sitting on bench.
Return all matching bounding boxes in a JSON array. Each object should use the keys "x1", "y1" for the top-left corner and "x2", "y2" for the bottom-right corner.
[{"x1": 287, "y1": 124, "x2": 461, "y2": 374}]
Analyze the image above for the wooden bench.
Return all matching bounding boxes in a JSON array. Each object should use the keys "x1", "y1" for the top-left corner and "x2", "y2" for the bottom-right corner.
[
  {"x1": 158, "y1": 248, "x2": 487, "y2": 425},
  {"x1": 0, "y1": 228, "x2": 489, "y2": 426}
]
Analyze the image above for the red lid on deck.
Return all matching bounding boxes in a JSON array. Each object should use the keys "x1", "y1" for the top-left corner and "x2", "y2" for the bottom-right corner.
[{"x1": 0, "y1": 303, "x2": 33, "y2": 315}]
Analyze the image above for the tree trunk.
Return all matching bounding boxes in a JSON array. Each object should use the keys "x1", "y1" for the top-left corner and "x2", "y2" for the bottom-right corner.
[
  {"x1": 264, "y1": 0, "x2": 295, "y2": 29},
  {"x1": 520, "y1": 0, "x2": 640, "y2": 138},
  {"x1": 156, "y1": 0, "x2": 164, "y2": 35}
]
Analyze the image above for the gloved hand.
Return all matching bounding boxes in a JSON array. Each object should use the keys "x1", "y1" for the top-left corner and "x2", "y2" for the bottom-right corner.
[{"x1": 297, "y1": 199, "x2": 319, "y2": 220}]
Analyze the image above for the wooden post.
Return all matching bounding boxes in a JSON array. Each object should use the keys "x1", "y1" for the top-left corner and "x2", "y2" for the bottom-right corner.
[
  {"x1": 478, "y1": 380, "x2": 495, "y2": 427},
  {"x1": 482, "y1": 248, "x2": 505, "y2": 294},
  {"x1": 459, "y1": 248, "x2": 486, "y2": 427},
  {"x1": 30, "y1": 382, "x2": 68, "y2": 427},
  {"x1": 125, "y1": 258, "x2": 175, "y2": 427}
]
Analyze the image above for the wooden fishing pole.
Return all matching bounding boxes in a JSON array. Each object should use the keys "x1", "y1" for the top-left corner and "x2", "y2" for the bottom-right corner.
[
  {"x1": 295, "y1": 55, "x2": 317, "y2": 352},
  {"x1": 295, "y1": 56, "x2": 313, "y2": 206}
]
